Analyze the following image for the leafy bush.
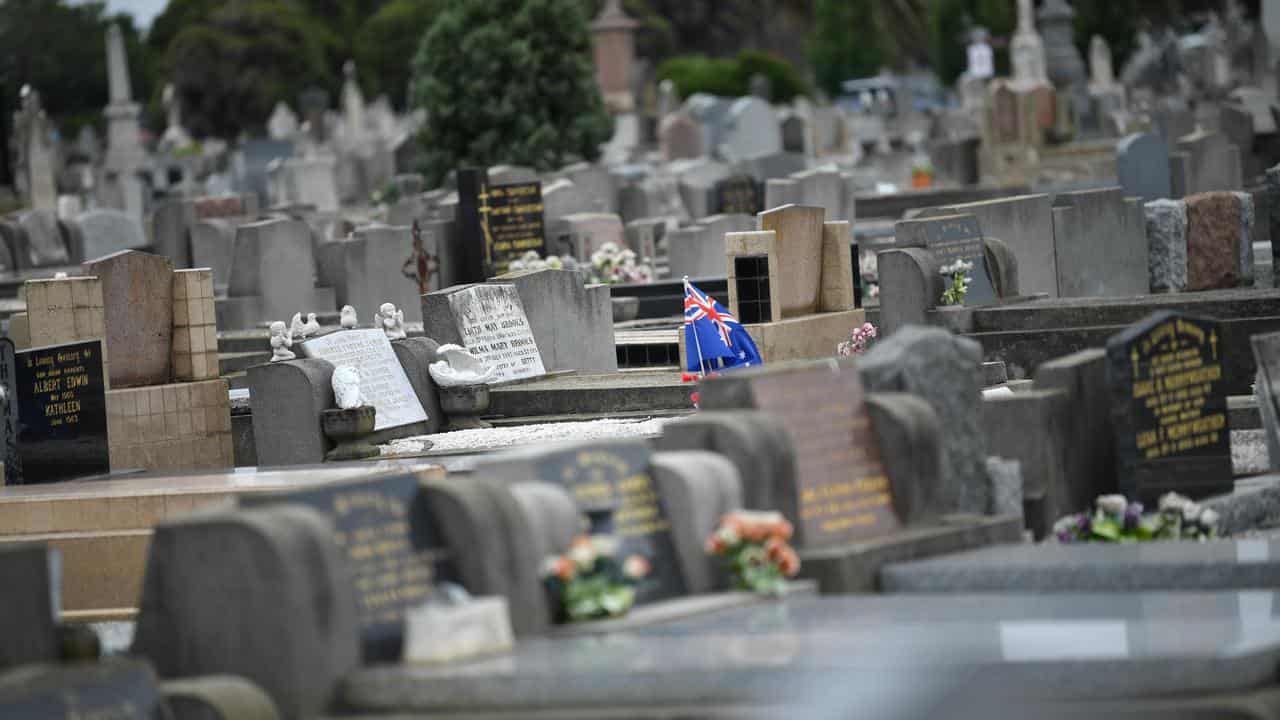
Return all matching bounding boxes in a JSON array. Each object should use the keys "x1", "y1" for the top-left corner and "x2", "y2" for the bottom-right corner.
[{"x1": 656, "y1": 50, "x2": 807, "y2": 103}]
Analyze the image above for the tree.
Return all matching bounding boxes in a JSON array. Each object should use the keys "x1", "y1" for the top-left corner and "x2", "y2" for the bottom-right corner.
[
  {"x1": 163, "y1": 0, "x2": 335, "y2": 138},
  {"x1": 808, "y1": 0, "x2": 886, "y2": 96},
  {"x1": 410, "y1": 0, "x2": 612, "y2": 186},
  {"x1": 928, "y1": 0, "x2": 1016, "y2": 86},
  {"x1": 353, "y1": 0, "x2": 442, "y2": 108},
  {"x1": 656, "y1": 51, "x2": 808, "y2": 102},
  {"x1": 1074, "y1": 0, "x2": 1141, "y2": 74},
  {"x1": 0, "y1": 0, "x2": 154, "y2": 135}
]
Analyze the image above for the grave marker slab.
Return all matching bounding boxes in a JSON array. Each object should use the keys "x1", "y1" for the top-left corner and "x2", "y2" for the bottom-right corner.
[
  {"x1": 477, "y1": 440, "x2": 686, "y2": 604},
  {"x1": 1106, "y1": 311, "x2": 1231, "y2": 501},
  {"x1": 0, "y1": 659, "x2": 162, "y2": 719},
  {"x1": 84, "y1": 250, "x2": 174, "y2": 388},
  {"x1": 299, "y1": 329, "x2": 428, "y2": 432},
  {"x1": 0, "y1": 339, "x2": 19, "y2": 485},
  {"x1": 9, "y1": 339, "x2": 108, "y2": 483},
  {"x1": 699, "y1": 364, "x2": 899, "y2": 548},
  {"x1": 1185, "y1": 192, "x2": 1243, "y2": 291},
  {"x1": 1116, "y1": 133, "x2": 1171, "y2": 204},
  {"x1": 241, "y1": 472, "x2": 434, "y2": 662},
  {"x1": 435, "y1": 284, "x2": 546, "y2": 383},
  {"x1": 457, "y1": 169, "x2": 545, "y2": 280},
  {"x1": 893, "y1": 214, "x2": 997, "y2": 305},
  {"x1": 76, "y1": 209, "x2": 148, "y2": 261},
  {"x1": 713, "y1": 175, "x2": 763, "y2": 215}
]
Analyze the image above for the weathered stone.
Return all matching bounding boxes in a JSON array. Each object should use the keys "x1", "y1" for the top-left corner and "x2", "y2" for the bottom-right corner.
[
  {"x1": 76, "y1": 209, "x2": 148, "y2": 262},
  {"x1": 0, "y1": 545, "x2": 58, "y2": 670},
  {"x1": 1144, "y1": 199, "x2": 1188, "y2": 292},
  {"x1": 247, "y1": 358, "x2": 334, "y2": 466},
  {"x1": 83, "y1": 250, "x2": 174, "y2": 388},
  {"x1": 1236, "y1": 191, "x2": 1255, "y2": 286},
  {"x1": 653, "y1": 411, "x2": 795, "y2": 514},
  {"x1": 227, "y1": 218, "x2": 317, "y2": 324},
  {"x1": 875, "y1": 248, "x2": 940, "y2": 336},
  {"x1": 859, "y1": 326, "x2": 990, "y2": 515},
  {"x1": 161, "y1": 676, "x2": 281, "y2": 720},
  {"x1": 1185, "y1": 192, "x2": 1243, "y2": 291},
  {"x1": 1034, "y1": 348, "x2": 1117, "y2": 515},
  {"x1": 1116, "y1": 133, "x2": 1171, "y2": 204},
  {"x1": 132, "y1": 505, "x2": 360, "y2": 720},
  {"x1": 485, "y1": 269, "x2": 616, "y2": 374},
  {"x1": 864, "y1": 392, "x2": 944, "y2": 525},
  {"x1": 650, "y1": 450, "x2": 742, "y2": 595},
  {"x1": 0, "y1": 659, "x2": 164, "y2": 718},
  {"x1": 390, "y1": 337, "x2": 443, "y2": 436},
  {"x1": 986, "y1": 457, "x2": 1024, "y2": 519},
  {"x1": 1050, "y1": 187, "x2": 1148, "y2": 298},
  {"x1": 982, "y1": 388, "x2": 1070, "y2": 537}
]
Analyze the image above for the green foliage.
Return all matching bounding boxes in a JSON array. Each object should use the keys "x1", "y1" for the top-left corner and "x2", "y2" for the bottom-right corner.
[
  {"x1": 353, "y1": 0, "x2": 442, "y2": 109},
  {"x1": 164, "y1": 0, "x2": 335, "y2": 138},
  {"x1": 808, "y1": 0, "x2": 886, "y2": 97},
  {"x1": 928, "y1": 0, "x2": 1016, "y2": 86},
  {"x1": 656, "y1": 50, "x2": 807, "y2": 102},
  {"x1": 1074, "y1": 0, "x2": 1140, "y2": 74},
  {"x1": 410, "y1": 0, "x2": 612, "y2": 186},
  {"x1": 0, "y1": 0, "x2": 154, "y2": 136}
]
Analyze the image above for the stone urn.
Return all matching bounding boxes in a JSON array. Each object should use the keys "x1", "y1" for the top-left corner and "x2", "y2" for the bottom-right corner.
[
  {"x1": 612, "y1": 296, "x2": 640, "y2": 323},
  {"x1": 321, "y1": 405, "x2": 379, "y2": 461},
  {"x1": 439, "y1": 383, "x2": 492, "y2": 431}
]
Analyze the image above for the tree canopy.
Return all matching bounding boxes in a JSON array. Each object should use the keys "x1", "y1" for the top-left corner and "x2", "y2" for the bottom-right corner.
[{"x1": 410, "y1": 0, "x2": 612, "y2": 185}]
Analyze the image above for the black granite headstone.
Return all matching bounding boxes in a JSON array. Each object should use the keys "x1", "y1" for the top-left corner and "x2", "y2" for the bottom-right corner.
[
  {"x1": 457, "y1": 167, "x2": 545, "y2": 280},
  {"x1": 1106, "y1": 311, "x2": 1232, "y2": 502},
  {"x1": 714, "y1": 175, "x2": 764, "y2": 216},
  {"x1": 919, "y1": 215, "x2": 997, "y2": 305},
  {"x1": 482, "y1": 442, "x2": 688, "y2": 604},
  {"x1": 12, "y1": 340, "x2": 108, "y2": 484},
  {"x1": 0, "y1": 338, "x2": 19, "y2": 485},
  {"x1": 241, "y1": 471, "x2": 437, "y2": 662}
]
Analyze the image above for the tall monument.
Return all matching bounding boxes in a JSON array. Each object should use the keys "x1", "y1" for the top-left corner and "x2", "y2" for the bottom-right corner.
[
  {"x1": 590, "y1": 0, "x2": 639, "y2": 114},
  {"x1": 102, "y1": 23, "x2": 146, "y2": 220},
  {"x1": 1010, "y1": 0, "x2": 1049, "y2": 90},
  {"x1": 13, "y1": 86, "x2": 56, "y2": 211}
]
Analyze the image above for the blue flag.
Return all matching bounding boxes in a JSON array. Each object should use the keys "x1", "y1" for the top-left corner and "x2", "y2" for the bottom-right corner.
[{"x1": 683, "y1": 278, "x2": 763, "y2": 373}]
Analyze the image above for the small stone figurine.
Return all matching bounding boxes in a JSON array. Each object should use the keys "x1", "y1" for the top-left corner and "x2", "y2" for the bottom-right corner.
[
  {"x1": 269, "y1": 321, "x2": 295, "y2": 362},
  {"x1": 331, "y1": 365, "x2": 367, "y2": 410},
  {"x1": 290, "y1": 312, "x2": 321, "y2": 340},
  {"x1": 340, "y1": 305, "x2": 359, "y2": 330},
  {"x1": 376, "y1": 302, "x2": 407, "y2": 340}
]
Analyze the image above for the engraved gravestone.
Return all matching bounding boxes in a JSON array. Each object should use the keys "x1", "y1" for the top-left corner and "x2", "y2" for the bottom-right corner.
[
  {"x1": 477, "y1": 440, "x2": 687, "y2": 604},
  {"x1": 1106, "y1": 311, "x2": 1231, "y2": 501},
  {"x1": 0, "y1": 659, "x2": 163, "y2": 719},
  {"x1": 894, "y1": 214, "x2": 998, "y2": 305},
  {"x1": 446, "y1": 284, "x2": 546, "y2": 383},
  {"x1": 714, "y1": 175, "x2": 763, "y2": 215},
  {"x1": 241, "y1": 472, "x2": 434, "y2": 662},
  {"x1": 298, "y1": 329, "x2": 428, "y2": 432},
  {"x1": 457, "y1": 168, "x2": 546, "y2": 280},
  {"x1": 699, "y1": 363, "x2": 899, "y2": 547},
  {"x1": 12, "y1": 340, "x2": 108, "y2": 484},
  {"x1": 0, "y1": 339, "x2": 19, "y2": 485}
]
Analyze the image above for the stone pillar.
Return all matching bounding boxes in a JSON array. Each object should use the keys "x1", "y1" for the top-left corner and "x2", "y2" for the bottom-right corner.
[
  {"x1": 590, "y1": 0, "x2": 639, "y2": 114},
  {"x1": 102, "y1": 24, "x2": 146, "y2": 221}
]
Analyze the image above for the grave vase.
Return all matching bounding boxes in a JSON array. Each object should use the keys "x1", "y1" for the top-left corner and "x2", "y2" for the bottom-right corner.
[
  {"x1": 439, "y1": 384, "x2": 492, "y2": 431},
  {"x1": 320, "y1": 405, "x2": 378, "y2": 461}
]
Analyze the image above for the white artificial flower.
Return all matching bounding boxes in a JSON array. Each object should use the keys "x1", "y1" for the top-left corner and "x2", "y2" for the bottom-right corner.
[
  {"x1": 569, "y1": 542, "x2": 596, "y2": 570},
  {"x1": 1158, "y1": 492, "x2": 1191, "y2": 513},
  {"x1": 716, "y1": 524, "x2": 740, "y2": 547},
  {"x1": 589, "y1": 534, "x2": 620, "y2": 559},
  {"x1": 1096, "y1": 494, "x2": 1128, "y2": 516},
  {"x1": 1182, "y1": 502, "x2": 1202, "y2": 523},
  {"x1": 1199, "y1": 508, "x2": 1219, "y2": 529}
]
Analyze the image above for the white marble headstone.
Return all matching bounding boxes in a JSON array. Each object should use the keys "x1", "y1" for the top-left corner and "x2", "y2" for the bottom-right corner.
[
  {"x1": 447, "y1": 285, "x2": 546, "y2": 383},
  {"x1": 300, "y1": 328, "x2": 427, "y2": 431}
]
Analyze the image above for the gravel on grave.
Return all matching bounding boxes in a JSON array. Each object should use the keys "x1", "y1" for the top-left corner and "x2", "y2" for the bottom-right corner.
[{"x1": 380, "y1": 417, "x2": 672, "y2": 456}]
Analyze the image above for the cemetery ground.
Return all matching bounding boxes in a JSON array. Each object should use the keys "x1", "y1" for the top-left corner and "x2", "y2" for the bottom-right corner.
[{"x1": 19, "y1": 0, "x2": 1280, "y2": 717}]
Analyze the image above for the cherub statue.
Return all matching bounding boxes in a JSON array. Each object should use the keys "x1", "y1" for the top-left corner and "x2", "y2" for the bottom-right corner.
[
  {"x1": 340, "y1": 305, "x2": 359, "y2": 330},
  {"x1": 290, "y1": 312, "x2": 320, "y2": 340},
  {"x1": 331, "y1": 365, "x2": 367, "y2": 410},
  {"x1": 269, "y1": 321, "x2": 295, "y2": 362},
  {"x1": 375, "y1": 302, "x2": 406, "y2": 340}
]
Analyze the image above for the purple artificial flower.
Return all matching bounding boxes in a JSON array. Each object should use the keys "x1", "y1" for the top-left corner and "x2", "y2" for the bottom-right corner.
[{"x1": 1124, "y1": 502, "x2": 1143, "y2": 530}]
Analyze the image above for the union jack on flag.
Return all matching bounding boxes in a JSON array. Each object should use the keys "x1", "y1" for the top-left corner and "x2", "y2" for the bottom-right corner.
[{"x1": 683, "y1": 278, "x2": 762, "y2": 373}]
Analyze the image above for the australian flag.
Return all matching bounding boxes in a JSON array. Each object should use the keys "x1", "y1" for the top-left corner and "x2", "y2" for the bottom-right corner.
[{"x1": 684, "y1": 278, "x2": 763, "y2": 374}]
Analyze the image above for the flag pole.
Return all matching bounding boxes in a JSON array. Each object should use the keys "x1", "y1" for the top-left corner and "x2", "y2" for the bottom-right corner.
[{"x1": 684, "y1": 276, "x2": 707, "y2": 378}]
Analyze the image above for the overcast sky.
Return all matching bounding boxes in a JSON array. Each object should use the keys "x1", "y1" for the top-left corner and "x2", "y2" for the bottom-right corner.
[{"x1": 81, "y1": 0, "x2": 168, "y2": 29}]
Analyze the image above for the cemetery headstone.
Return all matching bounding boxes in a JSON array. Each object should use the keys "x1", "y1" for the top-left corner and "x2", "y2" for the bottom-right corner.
[
  {"x1": 0, "y1": 544, "x2": 59, "y2": 669},
  {"x1": 477, "y1": 440, "x2": 687, "y2": 604},
  {"x1": 1251, "y1": 331, "x2": 1280, "y2": 470},
  {"x1": 241, "y1": 472, "x2": 434, "y2": 662},
  {"x1": 83, "y1": 250, "x2": 174, "y2": 388},
  {"x1": 698, "y1": 363, "x2": 899, "y2": 547},
  {"x1": 893, "y1": 214, "x2": 998, "y2": 305},
  {"x1": 422, "y1": 284, "x2": 546, "y2": 383},
  {"x1": 457, "y1": 168, "x2": 546, "y2": 280},
  {"x1": 659, "y1": 113, "x2": 703, "y2": 161},
  {"x1": 1145, "y1": 199, "x2": 1188, "y2": 292},
  {"x1": 19, "y1": 209, "x2": 69, "y2": 266},
  {"x1": 1105, "y1": 311, "x2": 1231, "y2": 501},
  {"x1": 1116, "y1": 133, "x2": 1171, "y2": 204},
  {"x1": 1185, "y1": 192, "x2": 1243, "y2": 290},
  {"x1": 7, "y1": 339, "x2": 109, "y2": 483},
  {"x1": 0, "y1": 659, "x2": 163, "y2": 719},
  {"x1": 298, "y1": 329, "x2": 428, "y2": 432},
  {"x1": 75, "y1": 209, "x2": 148, "y2": 261},
  {"x1": 714, "y1": 175, "x2": 763, "y2": 215}
]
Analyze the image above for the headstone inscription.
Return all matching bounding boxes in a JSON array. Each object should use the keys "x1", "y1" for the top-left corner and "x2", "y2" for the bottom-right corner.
[
  {"x1": 299, "y1": 329, "x2": 428, "y2": 432},
  {"x1": 1105, "y1": 311, "x2": 1231, "y2": 501},
  {"x1": 457, "y1": 168, "x2": 546, "y2": 280},
  {"x1": 0, "y1": 339, "x2": 19, "y2": 485},
  {"x1": 894, "y1": 214, "x2": 998, "y2": 305},
  {"x1": 7, "y1": 340, "x2": 109, "y2": 483},
  {"x1": 478, "y1": 441, "x2": 686, "y2": 604},
  {"x1": 0, "y1": 659, "x2": 163, "y2": 719},
  {"x1": 714, "y1": 175, "x2": 763, "y2": 215},
  {"x1": 699, "y1": 363, "x2": 899, "y2": 547},
  {"x1": 241, "y1": 472, "x2": 434, "y2": 662},
  {"x1": 446, "y1": 284, "x2": 546, "y2": 383}
]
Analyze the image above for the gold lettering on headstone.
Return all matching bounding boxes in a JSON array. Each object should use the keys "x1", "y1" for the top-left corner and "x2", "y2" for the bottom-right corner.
[
  {"x1": 1128, "y1": 319, "x2": 1227, "y2": 461},
  {"x1": 329, "y1": 488, "x2": 431, "y2": 626}
]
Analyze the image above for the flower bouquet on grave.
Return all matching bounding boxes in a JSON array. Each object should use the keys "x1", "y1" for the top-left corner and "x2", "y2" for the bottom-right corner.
[
  {"x1": 1052, "y1": 493, "x2": 1220, "y2": 544},
  {"x1": 837, "y1": 322, "x2": 878, "y2": 357},
  {"x1": 706, "y1": 511, "x2": 800, "y2": 597},
  {"x1": 507, "y1": 250, "x2": 577, "y2": 273},
  {"x1": 939, "y1": 259, "x2": 974, "y2": 306},
  {"x1": 542, "y1": 535, "x2": 651, "y2": 623},
  {"x1": 589, "y1": 242, "x2": 655, "y2": 285}
]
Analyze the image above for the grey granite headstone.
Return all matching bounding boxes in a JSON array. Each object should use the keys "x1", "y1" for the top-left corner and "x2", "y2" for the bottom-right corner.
[
  {"x1": 247, "y1": 358, "x2": 334, "y2": 466},
  {"x1": 927, "y1": 194, "x2": 1058, "y2": 297},
  {"x1": 227, "y1": 218, "x2": 316, "y2": 325},
  {"x1": 1050, "y1": 187, "x2": 1149, "y2": 298},
  {"x1": 422, "y1": 283, "x2": 547, "y2": 382},
  {"x1": 18, "y1": 209, "x2": 69, "y2": 266},
  {"x1": 486, "y1": 269, "x2": 617, "y2": 374},
  {"x1": 893, "y1": 214, "x2": 997, "y2": 305},
  {"x1": 1177, "y1": 129, "x2": 1243, "y2": 195},
  {"x1": 1236, "y1": 190, "x2": 1256, "y2": 286},
  {"x1": 1034, "y1": 348, "x2": 1117, "y2": 515},
  {"x1": 132, "y1": 505, "x2": 360, "y2": 720},
  {"x1": 1144, "y1": 199, "x2": 1188, "y2": 292},
  {"x1": 982, "y1": 388, "x2": 1071, "y2": 537},
  {"x1": 391, "y1": 337, "x2": 443, "y2": 436},
  {"x1": 1116, "y1": 133, "x2": 1171, "y2": 204},
  {"x1": 875, "y1": 247, "x2": 940, "y2": 336},
  {"x1": 76, "y1": 209, "x2": 148, "y2": 261},
  {"x1": 1251, "y1": 332, "x2": 1280, "y2": 470},
  {"x1": 191, "y1": 218, "x2": 240, "y2": 292},
  {"x1": 859, "y1": 326, "x2": 990, "y2": 514},
  {"x1": 0, "y1": 544, "x2": 59, "y2": 670},
  {"x1": 650, "y1": 450, "x2": 743, "y2": 595},
  {"x1": 336, "y1": 224, "x2": 423, "y2": 323},
  {"x1": 654, "y1": 411, "x2": 794, "y2": 514}
]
